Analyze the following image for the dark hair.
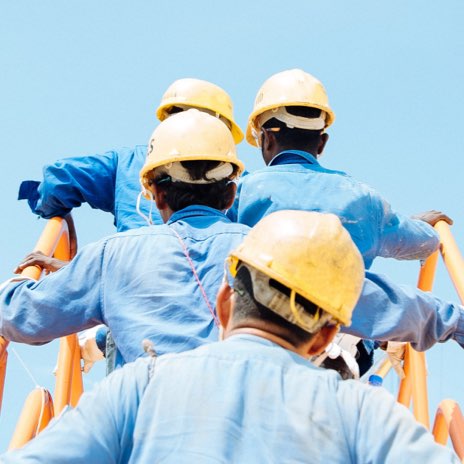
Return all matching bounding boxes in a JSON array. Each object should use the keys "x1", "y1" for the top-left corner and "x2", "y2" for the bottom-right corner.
[
  {"x1": 262, "y1": 106, "x2": 323, "y2": 152},
  {"x1": 232, "y1": 265, "x2": 316, "y2": 346},
  {"x1": 147, "y1": 160, "x2": 237, "y2": 212}
]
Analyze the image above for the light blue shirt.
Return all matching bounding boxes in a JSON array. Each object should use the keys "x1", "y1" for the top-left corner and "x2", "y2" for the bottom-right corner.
[
  {"x1": 18, "y1": 145, "x2": 156, "y2": 232},
  {"x1": 228, "y1": 150, "x2": 439, "y2": 269},
  {"x1": 0, "y1": 206, "x2": 249, "y2": 363},
  {"x1": 2, "y1": 335, "x2": 458, "y2": 463},
  {"x1": 1, "y1": 213, "x2": 464, "y2": 356}
]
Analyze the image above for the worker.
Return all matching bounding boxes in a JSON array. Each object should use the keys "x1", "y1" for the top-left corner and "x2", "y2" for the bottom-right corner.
[
  {"x1": 16, "y1": 78, "x2": 244, "y2": 370},
  {"x1": 3, "y1": 108, "x2": 464, "y2": 374},
  {"x1": 18, "y1": 77, "x2": 244, "y2": 235},
  {"x1": 228, "y1": 69, "x2": 452, "y2": 375},
  {"x1": 0, "y1": 109, "x2": 248, "y2": 365},
  {"x1": 2, "y1": 211, "x2": 458, "y2": 463}
]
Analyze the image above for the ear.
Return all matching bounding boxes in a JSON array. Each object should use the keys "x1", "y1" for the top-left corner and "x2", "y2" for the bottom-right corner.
[
  {"x1": 224, "y1": 182, "x2": 237, "y2": 210},
  {"x1": 216, "y1": 281, "x2": 234, "y2": 331},
  {"x1": 151, "y1": 184, "x2": 167, "y2": 211},
  {"x1": 261, "y1": 130, "x2": 278, "y2": 166},
  {"x1": 317, "y1": 133, "x2": 329, "y2": 156},
  {"x1": 306, "y1": 325, "x2": 339, "y2": 356},
  {"x1": 263, "y1": 129, "x2": 276, "y2": 152}
]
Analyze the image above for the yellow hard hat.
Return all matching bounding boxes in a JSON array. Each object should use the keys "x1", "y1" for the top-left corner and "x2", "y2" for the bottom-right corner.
[
  {"x1": 140, "y1": 109, "x2": 245, "y2": 192},
  {"x1": 246, "y1": 69, "x2": 336, "y2": 146},
  {"x1": 228, "y1": 210, "x2": 364, "y2": 328},
  {"x1": 156, "y1": 78, "x2": 244, "y2": 144}
]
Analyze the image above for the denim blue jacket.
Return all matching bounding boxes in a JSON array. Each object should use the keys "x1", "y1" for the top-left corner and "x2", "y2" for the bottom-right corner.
[
  {"x1": 2, "y1": 335, "x2": 458, "y2": 463},
  {"x1": 18, "y1": 145, "x2": 158, "y2": 231},
  {"x1": 228, "y1": 150, "x2": 439, "y2": 269},
  {"x1": 0, "y1": 206, "x2": 249, "y2": 362}
]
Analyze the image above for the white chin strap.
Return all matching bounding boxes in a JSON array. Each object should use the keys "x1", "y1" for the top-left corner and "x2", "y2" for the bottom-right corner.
[
  {"x1": 156, "y1": 162, "x2": 234, "y2": 184},
  {"x1": 258, "y1": 107, "x2": 326, "y2": 131}
]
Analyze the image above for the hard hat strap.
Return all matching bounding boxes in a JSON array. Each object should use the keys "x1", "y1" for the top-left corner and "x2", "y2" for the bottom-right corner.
[
  {"x1": 257, "y1": 107, "x2": 326, "y2": 131},
  {"x1": 136, "y1": 186, "x2": 154, "y2": 226},
  {"x1": 243, "y1": 264, "x2": 335, "y2": 334},
  {"x1": 169, "y1": 226, "x2": 220, "y2": 327},
  {"x1": 154, "y1": 162, "x2": 234, "y2": 184}
]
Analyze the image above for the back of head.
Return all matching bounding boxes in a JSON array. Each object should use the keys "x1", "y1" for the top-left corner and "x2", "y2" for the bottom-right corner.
[
  {"x1": 140, "y1": 109, "x2": 244, "y2": 211},
  {"x1": 156, "y1": 78, "x2": 244, "y2": 144},
  {"x1": 261, "y1": 106, "x2": 325, "y2": 153},
  {"x1": 246, "y1": 69, "x2": 335, "y2": 148},
  {"x1": 227, "y1": 211, "x2": 365, "y2": 341}
]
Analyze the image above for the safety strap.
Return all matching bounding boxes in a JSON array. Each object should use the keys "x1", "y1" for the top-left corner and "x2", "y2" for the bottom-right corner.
[{"x1": 169, "y1": 226, "x2": 220, "y2": 327}]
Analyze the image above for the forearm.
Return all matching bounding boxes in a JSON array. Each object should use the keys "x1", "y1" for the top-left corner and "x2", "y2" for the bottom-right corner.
[
  {"x1": 341, "y1": 271, "x2": 464, "y2": 351},
  {"x1": 0, "y1": 242, "x2": 105, "y2": 344},
  {"x1": 18, "y1": 152, "x2": 118, "y2": 218},
  {"x1": 379, "y1": 213, "x2": 440, "y2": 261}
]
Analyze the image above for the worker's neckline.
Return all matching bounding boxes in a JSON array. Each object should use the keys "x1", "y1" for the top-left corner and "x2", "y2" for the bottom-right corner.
[{"x1": 168, "y1": 205, "x2": 228, "y2": 224}]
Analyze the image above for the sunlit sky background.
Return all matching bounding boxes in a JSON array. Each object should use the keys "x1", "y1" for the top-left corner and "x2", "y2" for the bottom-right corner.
[{"x1": 1, "y1": 0, "x2": 464, "y2": 450}]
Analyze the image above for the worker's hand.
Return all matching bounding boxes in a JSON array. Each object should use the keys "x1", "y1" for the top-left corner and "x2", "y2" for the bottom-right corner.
[
  {"x1": 13, "y1": 251, "x2": 69, "y2": 275},
  {"x1": 64, "y1": 214, "x2": 78, "y2": 259},
  {"x1": 78, "y1": 326, "x2": 105, "y2": 374},
  {"x1": 386, "y1": 341, "x2": 407, "y2": 379},
  {"x1": 412, "y1": 210, "x2": 453, "y2": 227}
]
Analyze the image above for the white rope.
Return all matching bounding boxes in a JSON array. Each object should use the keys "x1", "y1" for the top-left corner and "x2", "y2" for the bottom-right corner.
[{"x1": 11, "y1": 346, "x2": 40, "y2": 388}]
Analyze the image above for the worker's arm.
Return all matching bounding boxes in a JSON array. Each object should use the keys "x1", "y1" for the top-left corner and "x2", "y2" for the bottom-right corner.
[
  {"x1": 342, "y1": 383, "x2": 459, "y2": 463},
  {"x1": 375, "y1": 194, "x2": 441, "y2": 260},
  {"x1": 0, "y1": 239, "x2": 106, "y2": 344},
  {"x1": 18, "y1": 151, "x2": 118, "y2": 219},
  {"x1": 342, "y1": 270, "x2": 464, "y2": 351},
  {"x1": 0, "y1": 358, "x2": 151, "y2": 463}
]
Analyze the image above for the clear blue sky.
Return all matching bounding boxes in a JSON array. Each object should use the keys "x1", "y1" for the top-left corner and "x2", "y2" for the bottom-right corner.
[{"x1": 1, "y1": 0, "x2": 464, "y2": 449}]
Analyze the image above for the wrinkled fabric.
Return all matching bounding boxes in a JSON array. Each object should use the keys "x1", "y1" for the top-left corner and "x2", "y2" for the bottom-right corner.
[
  {"x1": 18, "y1": 146, "x2": 157, "y2": 231},
  {"x1": 228, "y1": 150, "x2": 439, "y2": 269},
  {"x1": 1, "y1": 220, "x2": 464, "y2": 358},
  {"x1": 2, "y1": 336, "x2": 458, "y2": 464},
  {"x1": 0, "y1": 206, "x2": 249, "y2": 363}
]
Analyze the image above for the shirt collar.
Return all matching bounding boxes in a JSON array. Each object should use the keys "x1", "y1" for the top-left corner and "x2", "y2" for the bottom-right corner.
[
  {"x1": 224, "y1": 333, "x2": 314, "y2": 366},
  {"x1": 167, "y1": 205, "x2": 229, "y2": 224},
  {"x1": 269, "y1": 150, "x2": 320, "y2": 167}
]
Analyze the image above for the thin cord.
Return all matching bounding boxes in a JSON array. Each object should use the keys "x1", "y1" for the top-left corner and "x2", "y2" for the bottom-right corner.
[
  {"x1": 169, "y1": 226, "x2": 220, "y2": 327},
  {"x1": 11, "y1": 346, "x2": 40, "y2": 388}
]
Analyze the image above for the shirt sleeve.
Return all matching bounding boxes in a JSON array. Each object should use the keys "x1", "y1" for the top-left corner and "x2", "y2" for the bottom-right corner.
[
  {"x1": 340, "y1": 383, "x2": 460, "y2": 463},
  {"x1": 341, "y1": 270, "x2": 464, "y2": 351},
  {"x1": 0, "y1": 240, "x2": 107, "y2": 344},
  {"x1": 0, "y1": 358, "x2": 151, "y2": 464},
  {"x1": 375, "y1": 193, "x2": 439, "y2": 260},
  {"x1": 18, "y1": 151, "x2": 119, "y2": 218}
]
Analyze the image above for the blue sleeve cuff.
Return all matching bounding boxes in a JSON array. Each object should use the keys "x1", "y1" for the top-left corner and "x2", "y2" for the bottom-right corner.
[{"x1": 18, "y1": 180, "x2": 40, "y2": 202}]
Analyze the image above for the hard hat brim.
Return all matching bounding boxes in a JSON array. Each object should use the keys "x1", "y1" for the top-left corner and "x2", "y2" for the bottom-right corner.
[{"x1": 156, "y1": 101, "x2": 244, "y2": 144}]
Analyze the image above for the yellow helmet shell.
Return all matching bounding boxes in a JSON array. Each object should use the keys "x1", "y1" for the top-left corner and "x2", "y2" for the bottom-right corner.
[
  {"x1": 140, "y1": 109, "x2": 244, "y2": 192},
  {"x1": 228, "y1": 210, "x2": 364, "y2": 326},
  {"x1": 246, "y1": 69, "x2": 335, "y2": 146},
  {"x1": 156, "y1": 78, "x2": 244, "y2": 144}
]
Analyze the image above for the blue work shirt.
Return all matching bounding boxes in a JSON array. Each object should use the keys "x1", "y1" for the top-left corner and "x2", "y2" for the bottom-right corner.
[
  {"x1": 228, "y1": 150, "x2": 439, "y2": 269},
  {"x1": 2, "y1": 335, "x2": 458, "y2": 463},
  {"x1": 0, "y1": 206, "x2": 249, "y2": 363},
  {"x1": 18, "y1": 145, "x2": 157, "y2": 232},
  {"x1": 1, "y1": 227, "x2": 464, "y2": 355}
]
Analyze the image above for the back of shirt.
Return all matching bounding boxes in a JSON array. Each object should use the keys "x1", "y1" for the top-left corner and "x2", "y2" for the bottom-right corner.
[
  {"x1": 236, "y1": 161, "x2": 380, "y2": 266},
  {"x1": 3, "y1": 336, "x2": 457, "y2": 463},
  {"x1": 232, "y1": 151, "x2": 438, "y2": 268},
  {"x1": 129, "y1": 335, "x2": 457, "y2": 463},
  {"x1": 102, "y1": 207, "x2": 250, "y2": 362}
]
